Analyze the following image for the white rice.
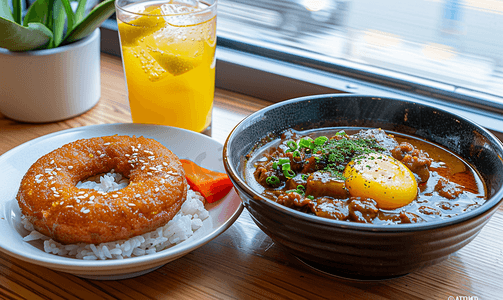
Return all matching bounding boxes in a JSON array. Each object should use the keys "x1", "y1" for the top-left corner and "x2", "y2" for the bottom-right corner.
[{"x1": 21, "y1": 172, "x2": 209, "y2": 260}]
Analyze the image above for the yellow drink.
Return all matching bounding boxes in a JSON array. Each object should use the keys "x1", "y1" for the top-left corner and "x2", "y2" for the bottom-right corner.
[{"x1": 116, "y1": 0, "x2": 217, "y2": 133}]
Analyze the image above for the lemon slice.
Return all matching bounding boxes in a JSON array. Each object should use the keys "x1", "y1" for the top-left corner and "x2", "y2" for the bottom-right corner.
[
  {"x1": 148, "y1": 50, "x2": 202, "y2": 76},
  {"x1": 118, "y1": 8, "x2": 166, "y2": 47}
]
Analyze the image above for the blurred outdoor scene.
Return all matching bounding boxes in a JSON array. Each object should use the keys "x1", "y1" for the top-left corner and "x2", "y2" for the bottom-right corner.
[{"x1": 217, "y1": 0, "x2": 503, "y2": 102}]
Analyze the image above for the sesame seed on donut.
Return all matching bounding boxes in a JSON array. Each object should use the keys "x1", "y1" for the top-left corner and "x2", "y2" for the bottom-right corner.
[{"x1": 16, "y1": 135, "x2": 187, "y2": 245}]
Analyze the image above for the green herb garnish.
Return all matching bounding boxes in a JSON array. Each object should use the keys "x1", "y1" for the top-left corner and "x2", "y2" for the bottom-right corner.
[
  {"x1": 311, "y1": 134, "x2": 386, "y2": 178},
  {"x1": 282, "y1": 163, "x2": 295, "y2": 179},
  {"x1": 298, "y1": 138, "x2": 314, "y2": 150},
  {"x1": 278, "y1": 158, "x2": 290, "y2": 164},
  {"x1": 266, "y1": 175, "x2": 280, "y2": 186},
  {"x1": 314, "y1": 136, "x2": 328, "y2": 146},
  {"x1": 285, "y1": 140, "x2": 298, "y2": 152},
  {"x1": 286, "y1": 185, "x2": 305, "y2": 195}
]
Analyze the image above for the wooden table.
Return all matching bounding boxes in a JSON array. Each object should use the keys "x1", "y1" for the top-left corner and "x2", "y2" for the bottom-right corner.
[{"x1": 1, "y1": 54, "x2": 502, "y2": 300}]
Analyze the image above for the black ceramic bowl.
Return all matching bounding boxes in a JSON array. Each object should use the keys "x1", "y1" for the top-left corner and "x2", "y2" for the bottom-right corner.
[{"x1": 223, "y1": 94, "x2": 503, "y2": 280}]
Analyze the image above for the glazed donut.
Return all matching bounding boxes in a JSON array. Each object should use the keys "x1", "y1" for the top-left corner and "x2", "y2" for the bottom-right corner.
[{"x1": 16, "y1": 135, "x2": 187, "y2": 245}]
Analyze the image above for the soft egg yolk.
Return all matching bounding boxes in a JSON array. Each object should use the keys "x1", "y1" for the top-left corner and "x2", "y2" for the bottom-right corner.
[{"x1": 343, "y1": 153, "x2": 418, "y2": 210}]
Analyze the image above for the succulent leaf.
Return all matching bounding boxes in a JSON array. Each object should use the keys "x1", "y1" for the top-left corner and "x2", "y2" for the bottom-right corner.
[
  {"x1": 63, "y1": 0, "x2": 115, "y2": 44},
  {"x1": 0, "y1": 0, "x2": 14, "y2": 22},
  {"x1": 0, "y1": 18, "x2": 52, "y2": 51},
  {"x1": 23, "y1": 0, "x2": 50, "y2": 26},
  {"x1": 74, "y1": 0, "x2": 87, "y2": 23},
  {"x1": 12, "y1": 0, "x2": 22, "y2": 24},
  {"x1": 60, "y1": 0, "x2": 75, "y2": 34},
  {"x1": 1, "y1": 0, "x2": 115, "y2": 51},
  {"x1": 50, "y1": 0, "x2": 66, "y2": 48}
]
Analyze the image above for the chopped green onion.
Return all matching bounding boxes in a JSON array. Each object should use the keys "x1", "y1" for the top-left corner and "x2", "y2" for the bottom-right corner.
[
  {"x1": 272, "y1": 162, "x2": 278, "y2": 169},
  {"x1": 307, "y1": 195, "x2": 314, "y2": 200},
  {"x1": 286, "y1": 185, "x2": 305, "y2": 195},
  {"x1": 298, "y1": 138, "x2": 313, "y2": 149},
  {"x1": 301, "y1": 174, "x2": 309, "y2": 181},
  {"x1": 286, "y1": 141, "x2": 298, "y2": 152},
  {"x1": 278, "y1": 158, "x2": 290, "y2": 165},
  {"x1": 282, "y1": 162, "x2": 295, "y2": 178},
  {"x1": 266, "y1": 175, "x2": 280, "y2": 186},
  {"x1": 292, "y1": 150, "x2": 300, "y2": 157},
  {"x1": 314, "y1": 136, "x2": 328, "y2": 146},
  {"x1": 283, "y1": 169, "x2": 295, "y2": 179}
]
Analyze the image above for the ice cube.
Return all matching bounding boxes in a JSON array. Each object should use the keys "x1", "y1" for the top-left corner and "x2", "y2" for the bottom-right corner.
[
  {"x1": 160, "y1": 2, "x2": 204, "y2": 26},
  {"x1": 161, "y1": 3, "x2": 193, "y2": 15}
]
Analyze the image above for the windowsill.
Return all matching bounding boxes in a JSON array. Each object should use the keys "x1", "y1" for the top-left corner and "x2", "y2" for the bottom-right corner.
[{"x1": 99, "y1": 20, "x2": 503, "y2": 141}]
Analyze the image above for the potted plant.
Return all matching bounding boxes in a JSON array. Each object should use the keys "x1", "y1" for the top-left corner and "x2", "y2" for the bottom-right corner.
[{"x1": 0, "y1": 0, "x2": 115, "y2": 122}]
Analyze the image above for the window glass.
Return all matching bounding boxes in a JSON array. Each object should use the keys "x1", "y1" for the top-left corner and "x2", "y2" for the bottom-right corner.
[{"x1": 218, "y1": 0, "x2": 503, "y2": 103}]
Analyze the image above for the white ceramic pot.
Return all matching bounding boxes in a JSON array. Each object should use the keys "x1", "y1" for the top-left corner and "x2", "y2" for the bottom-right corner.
[{"x1": 0, "y1": 29, "x2": 101, "y2": 123}]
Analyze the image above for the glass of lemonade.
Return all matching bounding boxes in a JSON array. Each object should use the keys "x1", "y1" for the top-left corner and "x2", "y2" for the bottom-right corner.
[{"x1": 115, "y1": 0, "x2": 217, "y2": 135}]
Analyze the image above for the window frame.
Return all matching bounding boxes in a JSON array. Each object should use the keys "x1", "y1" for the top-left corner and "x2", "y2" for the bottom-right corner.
[{"x1": 100, "y1": 19, "x2": 503, "y2": 141}]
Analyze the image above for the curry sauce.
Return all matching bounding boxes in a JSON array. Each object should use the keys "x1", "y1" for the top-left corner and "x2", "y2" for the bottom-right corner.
[{"x1": 245, "y1": 128, "x2": 486, "y2": 224}]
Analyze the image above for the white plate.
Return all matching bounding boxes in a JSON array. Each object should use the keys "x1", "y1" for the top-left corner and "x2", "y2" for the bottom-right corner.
[{"x1": 0, "y1": 124, "x2": 243, "y2": 280}]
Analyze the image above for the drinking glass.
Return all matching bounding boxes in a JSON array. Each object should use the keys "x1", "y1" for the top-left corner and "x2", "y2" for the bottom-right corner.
[{"x1": 115, "y1": 0, "x2": 217, "y2": 135}]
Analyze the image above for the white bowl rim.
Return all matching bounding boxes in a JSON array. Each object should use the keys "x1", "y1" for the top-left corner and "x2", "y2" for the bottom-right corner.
[{"x1": 0, "y1": 123, "x2": 243, "y2": 273}]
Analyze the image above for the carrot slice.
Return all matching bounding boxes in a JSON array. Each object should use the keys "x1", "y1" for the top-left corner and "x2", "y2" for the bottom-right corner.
[{"x1": 180, "y1": 159, "x2": 234, "y2": 203}]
